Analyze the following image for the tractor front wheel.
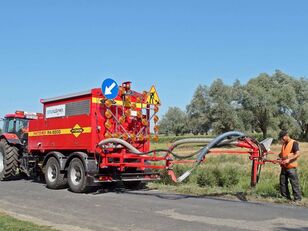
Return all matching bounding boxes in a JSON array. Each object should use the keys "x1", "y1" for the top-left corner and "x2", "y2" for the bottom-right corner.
[
  {"x1": 68, "y1": 158, "x2": 88, "y2": 193},
  {"x1": 0, "y1": 139, "x2": 19, "y2": 181}
]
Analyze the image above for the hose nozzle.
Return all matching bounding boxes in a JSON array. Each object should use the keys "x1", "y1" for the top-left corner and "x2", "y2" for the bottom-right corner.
[{"x1": 177, "y1": 170, "x2": 192, "y2": 183}]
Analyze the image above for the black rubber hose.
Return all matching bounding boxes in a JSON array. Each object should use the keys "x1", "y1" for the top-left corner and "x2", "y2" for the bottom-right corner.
[
  {"x1": 196, "y1": 131, "x2": 245, "y2": 163},
  {"x1": 99, "y1": 132, "x2": 250, "y2": 183},
  {"x1": 131, "y1": 148, "x2": 203, "y2": 159},
  {"x1": 169, "y1": 138, "x2": 213, "y2": 151},
  {"x1": 99, "y1": 139, "x2": 201, "y2": 159},
  {"x1": 99, "y1": 133, "x2": 245, "y2": 160},
  {"x1": 177, "y1": 131, "x2": 245, "y2": 182}
]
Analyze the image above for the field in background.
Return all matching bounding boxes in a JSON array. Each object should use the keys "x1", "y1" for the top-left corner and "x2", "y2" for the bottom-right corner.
[{"x1": 150, "y1": 136, "x2": 308, "y2": 206}]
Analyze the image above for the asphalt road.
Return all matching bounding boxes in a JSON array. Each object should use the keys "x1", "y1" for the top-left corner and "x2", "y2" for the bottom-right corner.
[{"x1": 0, "y1": 180, "x2": 307, "y2": 231}]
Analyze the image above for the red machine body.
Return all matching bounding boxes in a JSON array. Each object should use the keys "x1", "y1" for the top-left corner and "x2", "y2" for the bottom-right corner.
[
  {"x1": 29, "y1": 86, "x2": 152, "y2": 154},
  {"x1": 27, "y1": 82, "x2": 161, "y2": 186}
]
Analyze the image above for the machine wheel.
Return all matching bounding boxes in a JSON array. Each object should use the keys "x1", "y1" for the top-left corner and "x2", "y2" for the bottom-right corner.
[
  {"x1": 0, "y1": 139, "x2": 19, "y2": 181},
  {"x1": 45, "y1": 157, "x2": 67, "y2": 189},
  {"x1": 68, "y1": 158, "x2": 88, "y2": 193}
]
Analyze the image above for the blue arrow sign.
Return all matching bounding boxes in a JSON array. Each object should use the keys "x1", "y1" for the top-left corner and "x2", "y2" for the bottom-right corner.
[{"x1": 102, "y1": 78, "x2": 119, "y2": 99}]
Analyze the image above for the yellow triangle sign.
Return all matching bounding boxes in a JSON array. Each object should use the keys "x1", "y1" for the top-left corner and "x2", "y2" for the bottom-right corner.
[{"x1": 146, "y1": 85, "x2": 161, "y2": 105}]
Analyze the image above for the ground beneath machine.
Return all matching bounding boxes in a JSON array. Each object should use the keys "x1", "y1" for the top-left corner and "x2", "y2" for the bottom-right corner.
[{"x1": 0, "y1": 180, "x2": 307, "y2": 231}]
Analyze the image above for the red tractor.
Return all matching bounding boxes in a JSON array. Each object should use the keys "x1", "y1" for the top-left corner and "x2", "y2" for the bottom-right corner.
[{"x1": 0, "y1": 111, "x2": 43, "y2": 180}]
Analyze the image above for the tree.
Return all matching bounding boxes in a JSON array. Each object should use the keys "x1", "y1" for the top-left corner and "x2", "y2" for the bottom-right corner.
[
  {"x1": 270, "y1": 70, "x2": 301, "y2": 137},
  {"x1": 291, "y1": 77, "x2": 308, "y2": 140},
  {"x1": 209, "y1": 79, "x2": 243, "y2": 134},
  {"x1": 159, "y1": 107, "x2": 187, "y2": 136},
  {"x1": 242, "y1": 73, "x2": 279, "y2": 139},
  {"x1": 231, "y1": 80, "x2": 257, "y2": 132},
  {"x1": 160, "y1": 71, "x2": 308, "y2": 140},
  {"x1": 186, "y1": 85, "x2": 211, "y2": 135}
]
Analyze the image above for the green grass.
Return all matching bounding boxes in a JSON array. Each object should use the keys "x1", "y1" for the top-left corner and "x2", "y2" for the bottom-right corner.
[
  {"x1": 0, "y1": 213, "x2": 57, "y2": 231},
  {"x1": 150, "y1": 138, "x2": 308, "y2": 206}
]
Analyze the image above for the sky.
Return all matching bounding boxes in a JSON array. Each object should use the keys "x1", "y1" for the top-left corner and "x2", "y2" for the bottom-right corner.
[{"x1": 0, "y1": 0, "x2": 308, "y2": 121}]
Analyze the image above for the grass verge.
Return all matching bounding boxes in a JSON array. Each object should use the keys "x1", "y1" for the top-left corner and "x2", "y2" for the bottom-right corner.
[
  {"x1": 0, "y1": 212, "x2": 57, "y2": 231},
  {"x1": 150, "y1": 140, "x2": 308, "y2": 207}
]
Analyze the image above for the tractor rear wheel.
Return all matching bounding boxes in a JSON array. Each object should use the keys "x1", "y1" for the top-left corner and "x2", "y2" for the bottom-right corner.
[
  {"x1": 68, "y1": 158, "x2": 88, "y2": 193},
  {"x1": 45, "y1": 157, "x2": 67, "y2": 189},
  {"x1": 0, "y1": 139, "x2": 19, "y2": 181}
]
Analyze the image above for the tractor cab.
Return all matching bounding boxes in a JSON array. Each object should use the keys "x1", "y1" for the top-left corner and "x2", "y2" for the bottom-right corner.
[{"x1": 1, "y1": 111, "x2": 42, "y2": 145}]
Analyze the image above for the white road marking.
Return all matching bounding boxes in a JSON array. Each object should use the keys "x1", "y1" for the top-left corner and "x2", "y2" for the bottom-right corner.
[{"x1": 157, "y1": 209, "x2": 308, "y2": 231}]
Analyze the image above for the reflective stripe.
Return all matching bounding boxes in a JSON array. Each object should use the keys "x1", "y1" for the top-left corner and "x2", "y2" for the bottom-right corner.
[{"x1": 29, "y1": 127, "x2": 92, "y2": 137}]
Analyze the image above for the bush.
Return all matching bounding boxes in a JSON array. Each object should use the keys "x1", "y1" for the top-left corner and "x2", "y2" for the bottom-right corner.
[
  {"x1": 212, "y1": 167, "x2": 223, "y2": 186},
  {"x1": 220, "y1": 166, "x2": 240, "y2": 187},
  {"x1": 299, "y1": 167, "x2": 308, "y2": 197},
  {"x1": 254, "y1": 181, "x2": 280, "y2": 198},
  {"x1": 197, "y1": 165, "x2": 241, "y2": 188},
  {"x1": 197, "y1": 168, "x2": 217, "y2": 187},
  {"x1": 206, "y1": 155, "x2": 244, "y2": 165},
  {"x1": 253, "y1": 169, "x2": 280, "y2": 198}
]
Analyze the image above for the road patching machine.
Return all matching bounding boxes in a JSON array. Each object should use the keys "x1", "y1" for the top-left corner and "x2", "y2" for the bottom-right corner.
[{"x1": 0, "y1": 80, "x2": 280, "y2": 193}]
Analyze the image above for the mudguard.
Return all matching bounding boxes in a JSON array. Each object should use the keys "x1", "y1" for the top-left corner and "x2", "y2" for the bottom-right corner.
[
  {"x1": 66, "y1": 152, "x2": 99, "y2": 175},
  {"x1": 42, "y1": 151, "x2": 67, "y2": 170},
  {"x1": 0, "y1": 133, "x2": 22, "y2": 145}
]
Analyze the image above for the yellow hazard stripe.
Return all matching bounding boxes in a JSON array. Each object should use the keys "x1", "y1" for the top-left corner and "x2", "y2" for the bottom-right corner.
[
  {"x1": 92, "y1": 97, "x2": 148, "y2": 109},
  {"x1": 28, "y1": 127, "x2": 92, "y2": 137}
]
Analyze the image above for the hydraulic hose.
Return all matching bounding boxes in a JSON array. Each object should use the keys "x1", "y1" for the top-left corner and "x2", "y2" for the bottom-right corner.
[
  {"x1": 177, "y1": 131, "x2": 245, "y2": 182},
  {"x1": 99, "y1": 132, "x2": 245, "y2": 161},
  {"x1": 170, "y1": 136, "x2": 241, "y2": 152},
  {"x1": 99, "y1": 132, "x2": 247, "y2": 183},
  {"x1": 98, "y1": 138, "x2": 142, "y2": 154},
  {"x1": 196, "y1": 131, "x2": 245, "y2": 163},
  {"x1": 99, "y1": 138, "x2": 203, "y2": 159},
  {"x1": 170, "y1": 138, "x2": 213, "y2": 151}
]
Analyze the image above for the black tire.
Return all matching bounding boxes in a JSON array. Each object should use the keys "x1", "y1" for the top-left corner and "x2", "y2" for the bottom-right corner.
[
  {"x1": 0, "y1": 139, "x2": 19, "y2": 181},
  {"x1": 45, "y1": 157, "x2": 67, "y2": 189},
  {"x1": 68, "y1": 158, "x2": 88, "y2": 193}
]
